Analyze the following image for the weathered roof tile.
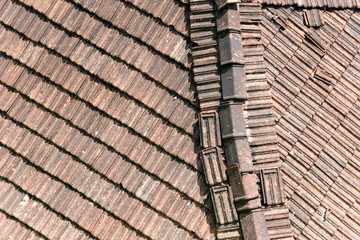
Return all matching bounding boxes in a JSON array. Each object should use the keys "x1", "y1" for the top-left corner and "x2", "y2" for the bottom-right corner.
[{"x1": 0, "y1": 0, "x2": 219, "y2": 239}]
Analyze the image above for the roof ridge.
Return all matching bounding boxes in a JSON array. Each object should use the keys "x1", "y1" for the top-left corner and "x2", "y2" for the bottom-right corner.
[{"x1": 190, "y1": 1, "x2": 294, "y2": 239}]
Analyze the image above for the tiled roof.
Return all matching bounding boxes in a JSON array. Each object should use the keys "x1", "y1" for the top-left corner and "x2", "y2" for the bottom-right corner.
[
  {"x1": 0, "y1": 0, "x2": 216, "y2": 239},
  {"x1": 240, "y1": 3, "x2": 293, "y2": 239},
  {"x1": 190, "y1": 1, "x2": 292, "y2": 239},
  {"x1": 2, "y1": 0, "x2": 360, "y2": 239},
  {"x1": 262, "y1": 5, "x2": 360, "y2": 239},
  {"x1": 257, "y1": 0, "x2": 360, "y2": 8}
]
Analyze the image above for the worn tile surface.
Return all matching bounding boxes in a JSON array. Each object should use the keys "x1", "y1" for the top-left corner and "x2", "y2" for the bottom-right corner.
[
  {"x1": 0, "y1": 0, "x2": 216, "y2": 239},
  {"x1": 257, "y1": 0, "x2": 360, "y2": 8},
  {"x1": 262, "y1": 6, "x2": 360, "y2": 239}
]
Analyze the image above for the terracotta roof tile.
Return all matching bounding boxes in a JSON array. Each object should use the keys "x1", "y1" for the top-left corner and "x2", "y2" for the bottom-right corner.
[
  {"x1": 0, "y1": 178, "x2": 89, "y2": 239},
  {"x1": 0, "y1": 0, "x2": 219, "y2": 239},
  {"x1": 95, "y1": 0, "x2": 119, "y2": 20},
  {"x1": 260, "y1": 2, "x2": 360, "y2": 237},
  {"x1": 14, "y1": 1, "x2": 194, "y2": 100},
  {"x1": 258, "y1": 0, "x2": 360, "y2": 8}
]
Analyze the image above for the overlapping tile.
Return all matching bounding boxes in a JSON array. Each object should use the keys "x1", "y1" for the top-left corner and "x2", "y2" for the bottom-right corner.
[
  {"x1": 0, "y1": 208, "x2": 46, "y2": 239},
  {"x1": 0, "y1": 177, "x2": 92, "y2": 239},
  {"x1": 0, "y1": 0, "x2": 217, "y2": 239},
  {"x1": 0, "y1": 111, "x2": 214, "y2": 239},
  {"x1": 257, "y1": 0, "x2": 360, "y2": 8},
  {"x1": 4, "y1": 0, "x2": 197, "y2": 130},
  {"x1": 263, "y1": 5, "x2": 360, "y2": 239}
]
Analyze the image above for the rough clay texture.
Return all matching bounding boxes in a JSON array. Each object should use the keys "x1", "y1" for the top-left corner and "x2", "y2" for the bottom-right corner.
[
  {"x1": 0, "y1": 0, "x2": 216, "y2": 239},
  {"x1": 263, "y1": 6, "x2": 360, "y2": 239}
]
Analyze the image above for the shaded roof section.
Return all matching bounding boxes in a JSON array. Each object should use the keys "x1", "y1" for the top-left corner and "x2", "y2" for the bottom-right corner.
[
  {"x1": 257, "y1": 0, "x2": 360, "y2": 8},
  {"x1": 262, "y1": 6, "x2": 360, "y2": 239},
  {"x1": 0, "y1": 0, "x2": 216, "y2": 239}
]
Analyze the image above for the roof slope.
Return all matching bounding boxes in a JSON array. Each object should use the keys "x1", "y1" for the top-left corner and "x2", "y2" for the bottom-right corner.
[
  {"x1": 257, "y1": 0, "x2": 360, "y2": 8},
  {"x1": 262, "y1": 6, "x2": 360, "y2": 239},
  {"x1": 0, "y1": 0, "x2": 216, "y2": 239}
]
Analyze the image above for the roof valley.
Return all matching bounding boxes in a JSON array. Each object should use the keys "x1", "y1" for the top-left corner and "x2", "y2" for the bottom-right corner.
[
  {"x1": 190, "y1": 0, "x2": 293, "y2": 239},
  {"x1": 189, "y1": 0, "x2": 242, "y2": 239},
  {"x1": 239, "y1": 2, "x2": 294, "y2": 239}
]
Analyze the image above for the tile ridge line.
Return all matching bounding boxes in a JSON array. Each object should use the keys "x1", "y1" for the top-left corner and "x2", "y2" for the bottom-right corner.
[
  {"x1": 215, "y1": 2, "x2": 272, "y2": 239},
  {"x1": 189, "y1": 1, "x2": 295, "y2": 238},
  {"x1": 190, "y1": 0, "x2": 244, "y2": 239}
]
